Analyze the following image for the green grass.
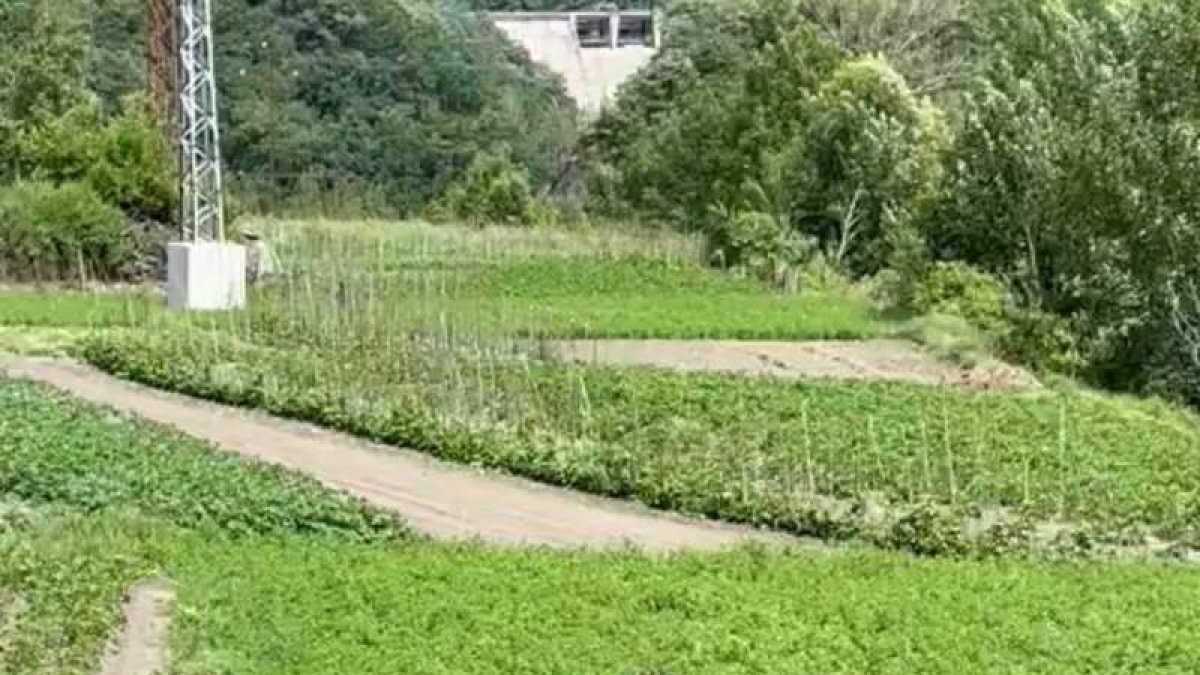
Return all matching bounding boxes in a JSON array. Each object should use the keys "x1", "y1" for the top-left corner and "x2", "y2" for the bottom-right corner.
[
  {"x1": 0, "y1": 291, "x2": 160, "y2": 328},
  {"x1": 83, "y1": 330, "x2": 1200, "y2": 555},
  {"x1": 5, "y1": 377, "x2": 1200, "y2": 674},
  {"x1": 0, "y1": 219, "x2": 892, "y2": 342},
  {"x1": 169, "y1": 537, "x2": 1200, "y2": 675},
  {"x1": 258, "y1": 219, "x2": 895, "y2": 341},
  {"x1": 0, "y1": 326, "x2": 85, "y2": 355}
]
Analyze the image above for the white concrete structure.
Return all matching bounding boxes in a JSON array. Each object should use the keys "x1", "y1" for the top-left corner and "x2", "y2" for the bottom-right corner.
[
  {"x1": 166, "y1": 242, "x2": 247, "y2": 311},
  {"x1": 489, "y1": 11, "x2": 657, "y2": 118}
]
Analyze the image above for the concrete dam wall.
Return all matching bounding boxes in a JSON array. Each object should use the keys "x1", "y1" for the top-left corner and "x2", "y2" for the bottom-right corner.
[{"x1": 489, "y1": 12, "x2": 658, "y2": 118}]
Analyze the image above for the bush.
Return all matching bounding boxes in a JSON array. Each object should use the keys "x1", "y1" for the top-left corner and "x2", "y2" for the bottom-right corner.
[
  {"x1": 709, "y1": 208, "x2": 811, "y2": 286},
  {"x1": 14, "y1": 99, "x2": 176, "y2": 223},
  {"x1": 999, "y1": 308, "x2": 1083, "y2": 376},
  {"x1": 783, "y1": 56, "x2": 948, "y2": 276},
  {"x1": 911, "y1": 262, "x2": 1009, "y2": 333},
  {"x1": 0, "y1": 181, "x2": 132, "y2": 280},
  {"x1": 427, "y1": 149, "x2": 542, "y2": 226},
  {"x1": 706, "y1": 157, "x2": 815, "y2": 286}
]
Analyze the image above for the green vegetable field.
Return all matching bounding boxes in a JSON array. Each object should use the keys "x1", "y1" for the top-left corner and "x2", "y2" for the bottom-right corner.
[
  {"x1": 8, "y1": 0, "x2": 1200, "y2": 668},
  {"x1": 82, "y1": 327, "x2": 1200, "y2": 555},
  {"x1": 4, "y1": 378, "x2": 1200, "y2": 674}
]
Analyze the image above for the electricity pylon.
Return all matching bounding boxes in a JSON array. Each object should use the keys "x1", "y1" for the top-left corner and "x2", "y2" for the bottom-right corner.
[{"x1": 147, "y1": 0, "x2": 226, "y2": 242}]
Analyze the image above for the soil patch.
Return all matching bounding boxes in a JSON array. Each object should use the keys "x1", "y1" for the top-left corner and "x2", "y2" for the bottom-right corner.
[
  {"x1": 549, "y1": 339, "x2": 1039, "y2": 389},
  {"x1": 97, "y1": 580, "x2": 174, "y2": 675}
]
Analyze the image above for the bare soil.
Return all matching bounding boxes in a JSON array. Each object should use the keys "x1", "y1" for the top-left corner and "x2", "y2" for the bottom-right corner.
[
  {"x1": 549, "y1": 339, "x2": 1039, "y2": 389},
  {"x1": 2, "y1": 358, "x2": 788, "y2": 552},
  {"x1": 97, "y1": 580, "x2": 174, "y2": 675}
]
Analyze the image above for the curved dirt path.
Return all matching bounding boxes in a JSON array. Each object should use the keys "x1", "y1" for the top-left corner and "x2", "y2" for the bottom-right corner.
[{"x1": 2, "y1": 358, "x2": 787, "y2": 552}]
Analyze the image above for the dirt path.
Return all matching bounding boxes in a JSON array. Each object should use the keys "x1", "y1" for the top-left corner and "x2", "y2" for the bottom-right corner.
[
  {"x1": 549, "y1": 339, "x2": 1038, "y2": 388},
  {"x1": 2, "y1": 358, "x2": 786, "y2": 552},
  {"x1": 97, "y1": 580, "x2": 174, "y2": 675}
]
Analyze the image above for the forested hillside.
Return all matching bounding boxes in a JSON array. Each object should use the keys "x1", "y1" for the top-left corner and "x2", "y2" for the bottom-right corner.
[
  {"x1": 1, "y1": 0, "x2": 579, "y2": 275},
  {"x1": 585, "y1": 0, "x2": 1200, "y2": 406},
  {"x1": 84, "y1": 0, "x2": 578, "y2": 214}
]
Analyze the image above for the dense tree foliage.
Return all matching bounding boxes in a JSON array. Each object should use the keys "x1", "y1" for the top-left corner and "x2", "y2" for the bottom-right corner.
[
  {"x1": 80, "y1": 0, "x2": 578, "y2": 215},
  {"x1": 0, "y1": 0, "x2": 173, "y2": 280},
  {"x1": 3, "y1": 0, "x2": 577, "y2": 276},
  {"x1": 588, "y1": 0, "x2": 1200, "y2": 404},
  {"x1": 929, "y1": 0, "x2": 1200, "y2": 400},
  {"x1": 470, "y1": 1, "x2": 653, "y2": 9}
]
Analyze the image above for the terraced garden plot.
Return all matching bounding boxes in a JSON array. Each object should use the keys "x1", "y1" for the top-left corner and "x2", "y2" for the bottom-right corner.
[
  {"x1": 80, "y1": 331, "x2": 1200, "y2": 555},
  {"x1": 4, "y1": 377, "x2": 1200, "y2": 674}
]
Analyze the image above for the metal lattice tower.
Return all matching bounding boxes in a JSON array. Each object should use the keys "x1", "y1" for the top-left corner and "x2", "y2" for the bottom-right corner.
[{"x1": 177, "y1": 0, "x2": 225, "y2": 242}]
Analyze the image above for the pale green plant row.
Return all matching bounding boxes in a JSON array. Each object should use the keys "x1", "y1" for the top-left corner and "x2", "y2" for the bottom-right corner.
[{"x1": 85, "y1": 328, "x2": 1200, "y2": 556}]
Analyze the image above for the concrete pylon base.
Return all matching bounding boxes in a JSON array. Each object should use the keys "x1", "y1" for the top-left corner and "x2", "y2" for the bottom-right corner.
[{"x1": 166, "y1": 242, "x2": 247, "y2": 311}]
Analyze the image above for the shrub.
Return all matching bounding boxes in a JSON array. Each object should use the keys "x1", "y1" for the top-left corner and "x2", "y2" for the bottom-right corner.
[
  {"x1": 706, "y1": 157, "x2": 815, "y2": 286},
  {"x1": 911, "y1": 262, "x2": 1009, "y2": 333},
  {"x1": 427, "y1": 149, "x2": 540, "y2": 226},
  {"x1": 783, "y1": 56, "x2": 948, "y2": 276},
  {"x1": 999, "y1": 307, "x2": 1082, "y2": 376},
  {"x1": 709, "y1": 208, "x2": 811, "y2": 286},
  {"x1": 14, "y1": 99, "x2": 176, "y2": 223},
  {"x1": 0, "y1": 181, "x2": 131, "y2": 280},
  {"x1": 870, "y1": 213, "x2": 931, "y2": 313}
]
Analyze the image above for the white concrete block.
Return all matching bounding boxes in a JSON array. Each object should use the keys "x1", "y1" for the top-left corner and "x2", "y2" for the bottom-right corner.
[{"x1": 166, "y1": 242, "x2": 247, "y2": 311}]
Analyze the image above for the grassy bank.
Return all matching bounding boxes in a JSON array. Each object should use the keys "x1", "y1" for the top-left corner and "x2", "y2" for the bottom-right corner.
[{"x1": 4, "y1": 377, "x2": 1200, "y2": 674}]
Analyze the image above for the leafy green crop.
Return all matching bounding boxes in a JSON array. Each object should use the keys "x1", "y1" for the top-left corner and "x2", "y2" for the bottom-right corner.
[
  {"x1": 5, "y1": 371, "x2": 1200, "y2": 674},
  {"x1": 171, "y1": 537, "x2": 1200, "y2": 674},
  {"x1": 0, "y1": 379, "x2": 405, "y2": 540},
  {"x1": 0, "y1": 509, "x2": 165, "y2": 674}
]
